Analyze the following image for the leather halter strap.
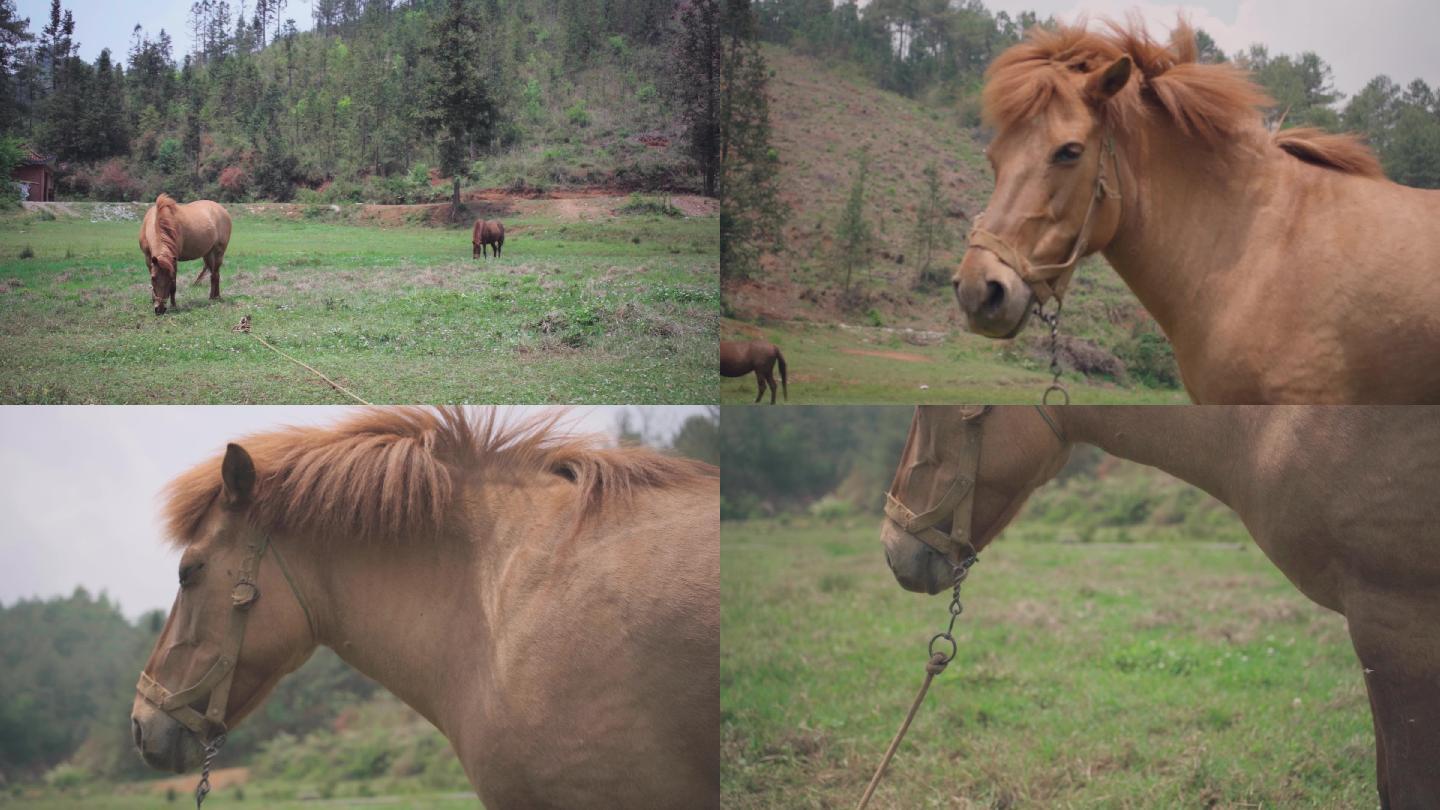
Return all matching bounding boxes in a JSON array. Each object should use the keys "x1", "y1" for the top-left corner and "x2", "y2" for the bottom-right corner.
[
  {"x1": 884, "y1": 406, "x2": 1068, "y2": 564},
  {"x1": 966, "y1": 135, "x2": 1121, "y2": 305},
  {"x1": 136, "y1": 534, "x2": 314, "y2": 740}
]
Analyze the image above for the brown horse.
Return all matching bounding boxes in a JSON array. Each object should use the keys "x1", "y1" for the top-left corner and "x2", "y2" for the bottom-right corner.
[
  {"x1": 473, "y1": 219, "x2": 505, "y2": 258},
  {"x1": 720, "y1": 340, "x2": 788, "y2": 404},
  {"x1": 883, "y1": 406, "x2": 1440, "y2": 807},
  {"x1": 139, "y1": 194, "x2": 232, "y2": 315},
  {"x1": 131, "y1": 408, "x2": 719, "y2": 809},
  {"x1": 952, "y1": 21, "x2": 1440, "y2": 403}
]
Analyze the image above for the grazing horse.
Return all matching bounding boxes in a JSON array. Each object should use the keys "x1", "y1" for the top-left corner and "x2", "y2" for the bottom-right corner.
[
  {"x1": 720, "y1": 340, "x2": 788, "y2": 404},
  {"x1": 952, "y1": 21, "x2": 1440, "y2": 403},
  {"x1": 883, "y1": 405, "x2": 1440, "y2": 807},
  {"x1": 139, "y1": 194, "x2": 232, "y2": 315},
  {"x1": 473, "y1": 219, "x2": 505, "y2": 258},
  {"x1": 131, "y1": 408, "x2": 719, "y2": 809}
]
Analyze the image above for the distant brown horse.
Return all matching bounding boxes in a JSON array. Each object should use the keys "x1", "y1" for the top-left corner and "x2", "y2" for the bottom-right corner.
[
  {"x1": 721, "y1": 340, "x2": 788, "y2": 404},
  {"x1": 884, "y1": 406, "x2": 1440, "y2": 807},
  {"x1": 139, "y1": 194, "x2": 232, "y2": 315},
  {"x1": 953, "y1": 21, "x2": 1440, "y2": 402},
  {"x1": 473, "y1": 219, "x2": 505, "y2": 258},
  {"x1": 131, "y1": 407, "x2": 719, "y2": 808}
]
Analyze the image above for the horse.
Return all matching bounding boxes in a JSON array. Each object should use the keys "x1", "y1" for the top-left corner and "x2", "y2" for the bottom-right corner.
[
  {"x1": 473, "y1": 219, "x2": 505, "y2": 258},
  {"x1": 720, "y1": 340, "x2": 788, "y2": 404},
  {"x1": 139, "y1": 194, "x2": 232, "y2": 315},
  {"x1": 882, "y1": 405, "x2": 1440, "y2": 807},
  {"x1": 130, "y1": 407, "x2": 720, "y2": 809},
  {"x1": 951, "y1": 21, "x2": 1440, "y2": 403}
]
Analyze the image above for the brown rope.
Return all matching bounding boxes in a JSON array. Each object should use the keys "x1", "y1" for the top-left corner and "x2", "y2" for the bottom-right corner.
[
  {"x1": 232, "y1": 317, "x2": 372, "y2": 405},
  {"x1": 855, "y1": 652, "x2": 951, "y2": 810}
]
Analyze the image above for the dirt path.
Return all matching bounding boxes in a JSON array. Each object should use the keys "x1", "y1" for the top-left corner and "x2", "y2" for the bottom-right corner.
[
  {"x1": 143, "y1": 766, "x2": 249, "y2": 794},
  {"x1": 838, "y1": 348, "x2": 929, "y2": 363}
]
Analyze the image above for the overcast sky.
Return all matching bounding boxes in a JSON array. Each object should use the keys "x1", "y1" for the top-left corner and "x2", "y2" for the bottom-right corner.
[
  {"x1": 0, "y1": 405, "x2": 705, "y2": 621},
  {"x1": 13, "y1": 1, "x2": 1438, "y2": 98}
]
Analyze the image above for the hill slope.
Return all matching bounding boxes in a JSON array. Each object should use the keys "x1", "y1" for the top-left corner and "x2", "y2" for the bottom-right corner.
[{"x1": 722, "y1": 46, "x2": 1181, "y2": 402}]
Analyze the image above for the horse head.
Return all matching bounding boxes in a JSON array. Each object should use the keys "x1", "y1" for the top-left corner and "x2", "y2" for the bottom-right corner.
[
  {"x1": 149, "y1": 254, "x2": 177, "y2": 315},
  {"x1": 882, "y1": 406, "x2": 1070, "y2": 594},
  {"x1": 954, "y1": 50, "x2": 1130, "y2": 337},
  {"x1": 131, "y1": 444, "x2": 317, "y2": 773}
]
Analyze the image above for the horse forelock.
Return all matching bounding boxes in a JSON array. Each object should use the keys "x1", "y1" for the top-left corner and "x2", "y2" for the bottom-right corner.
[
  {"x1": 983, "y1": 19, "x2": 1380, "y2": 176},
  {"x1": 160, "y1": 407, "x2": 716, "y2": 550}
]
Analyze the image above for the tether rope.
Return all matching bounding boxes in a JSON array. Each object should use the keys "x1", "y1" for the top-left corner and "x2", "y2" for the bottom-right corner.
[{"x1": 231, "y1": 316, "x2": 372, "y2": 405}]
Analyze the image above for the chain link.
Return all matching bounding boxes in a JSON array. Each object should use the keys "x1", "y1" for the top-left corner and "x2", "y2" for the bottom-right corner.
[
  {"x1": 195, "y1": 734, "x2": 226, "y2": 809},
  {"x1": 927, "y1": 556, "x2": 977, "y2": 665},
  {"x1": 1037, "y1": 301, "x2": 1070, "y2": 405}
]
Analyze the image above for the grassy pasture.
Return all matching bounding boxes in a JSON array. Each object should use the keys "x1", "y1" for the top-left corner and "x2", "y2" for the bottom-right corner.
[
  {"x1": 0, "y1": 202, "x2": 717, "y2": 404},
  {"x1": 722, "y1": 519, "x2": 1374, "y2": 808},
  {"x1": 719, "y1": 319, "x2": 1187, "y2": 404}
]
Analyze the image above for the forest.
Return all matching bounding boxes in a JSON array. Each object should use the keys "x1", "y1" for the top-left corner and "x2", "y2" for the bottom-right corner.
[
  {"x1": 0, "y1": 408, "x2": 718, "y2": 796},
  {"x1": 0, "y1": 0, "x2": 719, "y2": 205}
]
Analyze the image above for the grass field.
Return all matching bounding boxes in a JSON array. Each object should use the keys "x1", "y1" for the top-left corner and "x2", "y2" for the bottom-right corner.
[
  {"x1": 4, "y1": 791, "x2": 480, "y2": 809},
  {"x1": 720, "y1": 319, "x2": 1188, "y2": 404},
  {"x1": 0, "y1": 201, "x2": 717, "y2": 404},
  {"x1": 722, "y1": 519, "x2": 1374, "y2": 808}
]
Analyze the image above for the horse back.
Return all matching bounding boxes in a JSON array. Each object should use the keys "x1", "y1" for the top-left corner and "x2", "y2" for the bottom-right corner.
[
  {"x1": 173, "y1": 200, "x2": 231, "y2": 260},
  {"x1": 480, "y1": 220, "x2": 504, "y2": 243}
]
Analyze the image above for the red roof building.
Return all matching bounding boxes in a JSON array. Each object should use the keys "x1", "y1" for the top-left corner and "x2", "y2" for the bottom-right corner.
[{"x1": 12, "y1": 145, "x2": 55, "y2": 202}]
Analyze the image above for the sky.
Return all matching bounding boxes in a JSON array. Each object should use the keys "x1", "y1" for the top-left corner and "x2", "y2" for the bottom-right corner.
[
  {"x1": 0, "y1": 405, "x2": 707, "y2": 620},
  {"x1": 13, "y1": 1, "x2": 1438, "y2": 98}
]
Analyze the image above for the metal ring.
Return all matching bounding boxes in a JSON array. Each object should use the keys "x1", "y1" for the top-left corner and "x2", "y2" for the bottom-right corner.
[
  {"x1": 1042, "y1": 384, "x2": 1070, "y2": 406},
  {"x1": 928, "y1": 633, "x2": 958, "y2": 664}
]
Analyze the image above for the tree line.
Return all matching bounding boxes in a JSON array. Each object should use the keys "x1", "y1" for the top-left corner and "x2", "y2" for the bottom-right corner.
[{"x1": 0, "y1": 0, "x2": 720, "y2": 206}]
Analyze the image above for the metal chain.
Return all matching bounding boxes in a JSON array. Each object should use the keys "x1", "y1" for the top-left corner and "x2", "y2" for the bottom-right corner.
[
  {"x1": 1037, "y1": 301, "x2": 1070, "y2": 405},
  {"x1": 856, "y1": 556, "x2": 978, "y2": 810},
  {"x1": 195, "y1": 733, "x2": 226, "y2": 809}
]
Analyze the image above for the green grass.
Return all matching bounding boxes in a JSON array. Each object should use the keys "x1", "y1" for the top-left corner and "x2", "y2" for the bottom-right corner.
[
  {"x1": 722, "y1": 518, "x2": 1374, "y2": 808},
  {"x1": 4, "y1": 790, "x2": 480, "y2": 808},
  {"x1": 0, "y1": 205, "x2": 717, "y2": 404},
  {"x1": 720, "y1": 318, "x2": 1187, "y2": 404}
]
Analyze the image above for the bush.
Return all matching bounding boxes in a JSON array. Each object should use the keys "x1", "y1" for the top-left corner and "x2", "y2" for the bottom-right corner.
[
  {"x1": 1116, "y1": 325, "x2": 1181, "y2": 389},
  {"x1": 566, "y1": 101, "x2": 591, "y2": 128},
  {"x1": 44, "y1": 763, "x2": 91, "y2": 789},
  {"x1": 619, "y1": 193, "x2": 680, "y2": 217},
  {"x1": 94, "y1": 159, "x2": 141, "y2": 201},
  {"x1": 808, "y1": 495, "x2": 856, "y2": 521},
  {"x1": 218, "y1": 165, "x2": 249, "y2": 201},
  {"x1": 252, "y1": 145, "x2": 299, "y2": 202}
]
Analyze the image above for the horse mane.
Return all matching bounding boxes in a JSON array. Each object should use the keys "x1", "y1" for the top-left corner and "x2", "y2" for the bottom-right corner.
[
  {"x1": 161, "y1": 407, "x2": 717, "y2": 548},
  {"x1": 983, "y1": 19, "x2": 1383, "y2": 177},
  {"x1": 153, "y1": 194, "x2": 183, "y2": 260}
]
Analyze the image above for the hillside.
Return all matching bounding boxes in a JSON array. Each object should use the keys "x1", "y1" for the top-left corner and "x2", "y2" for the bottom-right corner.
[{"x1": 721, "y1": 45, "x2": 1181, "y2": 402}]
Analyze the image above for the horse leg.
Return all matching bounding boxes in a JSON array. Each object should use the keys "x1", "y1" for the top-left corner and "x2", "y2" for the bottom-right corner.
[
  {"x1": 1347, "y1": 598, "x2": 1440, "y2": 808},
  {"x1": 753, "y1": 372, "x2": 764, "y2": 403}
]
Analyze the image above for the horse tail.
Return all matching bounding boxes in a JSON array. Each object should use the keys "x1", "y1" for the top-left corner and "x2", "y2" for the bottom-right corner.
[
  {"x1": 775, "y1": 347, "x2": 788, "y2": 401},
  {"x1": 192, "y1": 266, "x2": 210, "y2": 285}
]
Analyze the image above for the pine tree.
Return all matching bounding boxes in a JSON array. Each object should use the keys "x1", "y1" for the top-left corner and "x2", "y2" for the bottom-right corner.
[
  {"x1": 912, "y1": 161, "x2": 951, "y2": 287},
  {"x1": 833, "y1": 147, "x2": 872, "y2": 302},
  {"x1": 422, "y1": 0, "x2": 497, "y2": 220},
  {"x1": 0, "y1": 0, "x2": 33, "y2": 131},
  {"x1": 668, "y1": 0, "x2": 720, "y2": 196},
  {"x1": 719, "y1": 0, "x2": 785, "y2": 281}
]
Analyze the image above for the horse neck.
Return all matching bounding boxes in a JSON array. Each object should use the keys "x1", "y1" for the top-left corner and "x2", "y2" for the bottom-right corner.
[
  {"x1": 1101, "y1": 123, "x2": 1283, "y2": 346},
  {"x1": 303, "y1": 533, "x2": 485, "y2": 735},
  {"x1": 1057, "y1": 406, "x2": 1261, "y2": 509}
]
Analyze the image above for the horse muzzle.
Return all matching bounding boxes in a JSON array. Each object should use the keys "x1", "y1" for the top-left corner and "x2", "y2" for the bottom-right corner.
[
  {"x1": 953, "y1": 250, "x2": 1034, "y2": 338},
  {"x1": 131, "y1": 701, "x2": 204, "y2": 774},
  {"x1": 881, "y1": 521, "x2": 960, "y2": 595}
]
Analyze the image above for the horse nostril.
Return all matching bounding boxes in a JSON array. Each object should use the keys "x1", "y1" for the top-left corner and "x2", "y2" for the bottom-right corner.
[
  {"x1": 983, "y1": 280, "x2": 1006, "y2": 311},
  {"x1": 132, "y1": 718, "x2": 143, "y2": 750}
]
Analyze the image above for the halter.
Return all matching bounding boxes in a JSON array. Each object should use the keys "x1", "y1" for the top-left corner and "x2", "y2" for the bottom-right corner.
[
  {"x1": 966, "y1": 133, "x2": 1122, "y2": 305},
  {"x1": 136, "y1": 533, "x2": 316, "y2": 741},
  {"x1": 883, "y1": 406, "x2": 1067, "y2": 566}
]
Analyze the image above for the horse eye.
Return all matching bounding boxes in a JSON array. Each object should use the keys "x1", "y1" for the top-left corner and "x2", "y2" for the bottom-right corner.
[
  {"x1": 179, "y1": 562, "x2": 204, "y2": 587},
  {"x1": 1052, "y1": 143, "x2": 1084, "y2": 164}
]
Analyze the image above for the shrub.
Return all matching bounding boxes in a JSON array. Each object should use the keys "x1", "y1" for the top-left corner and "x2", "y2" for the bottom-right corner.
[
  {"x1": 94, "y1": 159, "x2": 140, "y2": 201},
  {"x1": 218, "y1": 165, "x2": 249, "y2": 201},
  {"x1": 808, "y1": 495, "x2": 856, "y2": 522},
  {"x1": 566, "y1": 102, "x2": 591, "y2": 128},
  {"x1": 45, "y1": 763, "x2": 90, "y2": 789},
  {"x1": 18, "y1": 244, "x2": 34, "y2": 258}
]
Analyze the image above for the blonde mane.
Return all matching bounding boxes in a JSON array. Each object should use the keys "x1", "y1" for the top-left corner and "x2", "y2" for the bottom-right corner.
[
  {"x1": 983, "y1": 19, "x2": 1383, "y2": 177},
  {"x1": 162, "y1": 407, "x2": 716, "y2": 547},
  {"x1": 152, "y1": 194, "x2": 183, "y2": 259}
]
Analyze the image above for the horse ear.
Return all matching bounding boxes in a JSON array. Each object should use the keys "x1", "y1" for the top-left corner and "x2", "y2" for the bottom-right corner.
[
  {"x1": 1086, "y1": 56, "x2": 1132, "y2": 105},
  {"x1": 221, "y1": 443, "x2": 256, "y2": 508}
]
